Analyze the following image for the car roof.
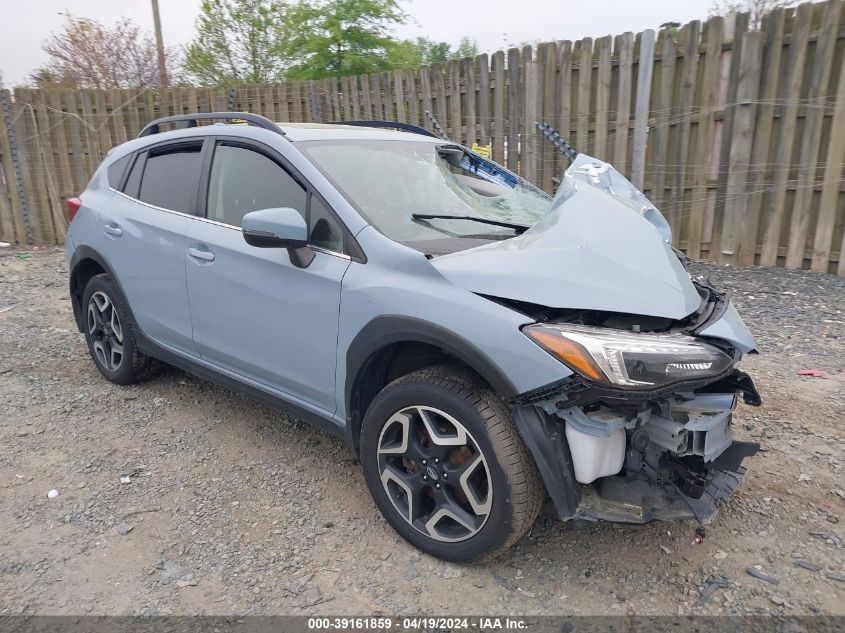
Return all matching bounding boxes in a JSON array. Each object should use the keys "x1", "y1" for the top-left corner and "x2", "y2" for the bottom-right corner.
[
  {"x1": 277, "y1": 122, "x2": 443, "y2": 143},
  {"x1": 108, "y1": 120, "x2": 443, "y2": 164}
]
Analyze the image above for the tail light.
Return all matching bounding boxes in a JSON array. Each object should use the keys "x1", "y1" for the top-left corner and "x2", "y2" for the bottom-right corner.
[{"x1": 66, "y1": 197, "x2": 82, "y2": 222}]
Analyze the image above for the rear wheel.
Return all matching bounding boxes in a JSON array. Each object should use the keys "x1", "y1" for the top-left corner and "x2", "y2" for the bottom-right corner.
[
  {"x1": 360, "y1": 366, "x2": 543, "y2": 562},
  {"x1": 82, "y1": 274, "x2": 160, "y2": 385}
]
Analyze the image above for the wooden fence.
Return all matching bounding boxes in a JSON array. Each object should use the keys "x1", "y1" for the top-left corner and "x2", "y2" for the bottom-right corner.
[{"x1": 1, "y1": 0, "x2": 844, "y2": 274}]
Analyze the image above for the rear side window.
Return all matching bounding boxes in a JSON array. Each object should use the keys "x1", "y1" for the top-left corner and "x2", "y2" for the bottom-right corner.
[
  {"x1": 206, "y1": 144, "x2": 307, "y2": 227},
  {"x1": 123, "y1": 154, "x2": 144, "y2": 197},
  {"x1": 107, "y1": 155, "x2": 130, "y2": 189},
  {"x1": 137, "y1": 143, "x2": 203, "y2": 213}
]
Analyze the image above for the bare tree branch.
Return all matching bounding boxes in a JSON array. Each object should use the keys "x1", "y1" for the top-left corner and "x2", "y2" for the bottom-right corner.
[{"x1": 30, "y1": 15, "x2": 181, "y2": 88}]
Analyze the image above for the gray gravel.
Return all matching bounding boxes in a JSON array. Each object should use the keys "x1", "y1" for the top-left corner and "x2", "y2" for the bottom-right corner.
[{"x1": 0, "y1": 246, "x2": 843, "y2": 616}]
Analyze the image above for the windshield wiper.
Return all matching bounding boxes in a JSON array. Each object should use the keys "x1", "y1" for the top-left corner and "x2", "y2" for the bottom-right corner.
[{"x1": 411, "y1": 213, "x2": 529, "y2": 234}]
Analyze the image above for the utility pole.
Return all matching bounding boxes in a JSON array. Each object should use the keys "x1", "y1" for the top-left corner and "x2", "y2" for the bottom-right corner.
[{"x1": 150, "y1": 0, "x2": 169, "y2": 88}]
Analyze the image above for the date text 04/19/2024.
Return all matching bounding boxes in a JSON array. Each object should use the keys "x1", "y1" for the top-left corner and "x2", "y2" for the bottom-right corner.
[{"x1": 307, "y1": 617, "x2": 528, "y2": 630}]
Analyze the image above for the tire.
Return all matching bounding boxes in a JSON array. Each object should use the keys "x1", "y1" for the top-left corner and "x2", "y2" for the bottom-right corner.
[
  {"x1": 81, "y1": 273, "x2": 160, "y2": 385},
  {"x1": 360, "y1": 365, "x2": 543, "y2": 562}
]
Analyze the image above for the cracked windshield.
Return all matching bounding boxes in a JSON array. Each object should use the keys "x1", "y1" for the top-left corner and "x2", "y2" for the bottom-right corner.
[{"x1": 300, "y1": 139, "x2": 551, "y2": 254}]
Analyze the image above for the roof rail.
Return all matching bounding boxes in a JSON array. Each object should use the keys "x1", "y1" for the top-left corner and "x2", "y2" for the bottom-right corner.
[
  {"x1": 137, "y1": 112, "x2": 285, "y2": 138},
  {"x1": 328, "y1": 120, "x2": 438, "y2": 138}
]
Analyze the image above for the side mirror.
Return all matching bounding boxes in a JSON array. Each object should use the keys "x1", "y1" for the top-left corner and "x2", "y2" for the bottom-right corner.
[{"x1": 242, "y1": 207, "x2": 315, "y2": 267}]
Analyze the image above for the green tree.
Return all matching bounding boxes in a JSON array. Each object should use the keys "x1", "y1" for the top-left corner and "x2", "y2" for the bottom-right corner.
[
  {"x1": 393, "y1": 36, "x2": 480, "y2": 67},
  {"x1": 452, "y1": 37, "x2": 480, "y2": 60},
  {"x1": 184, "y1": 0, "x2": 289, "y2": 85},
  {"x1": 283, "y1": 0, "x2": 407, "y2": 79}
]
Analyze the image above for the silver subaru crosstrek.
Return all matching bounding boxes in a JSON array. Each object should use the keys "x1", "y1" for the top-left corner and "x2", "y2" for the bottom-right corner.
[{"x1": 65, "y1": 112, "x2": 761, "y2": 562}]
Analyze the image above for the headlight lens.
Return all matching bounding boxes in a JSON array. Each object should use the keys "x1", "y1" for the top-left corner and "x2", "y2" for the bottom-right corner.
[{"x1": 524, "y1": 323, "x2": 734, "y2": 388}]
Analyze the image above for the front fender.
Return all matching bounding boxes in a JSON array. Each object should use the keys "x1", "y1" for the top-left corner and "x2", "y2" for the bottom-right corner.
[{"x1": 345, "y1": 315, "x2": 520, "y2": 413}]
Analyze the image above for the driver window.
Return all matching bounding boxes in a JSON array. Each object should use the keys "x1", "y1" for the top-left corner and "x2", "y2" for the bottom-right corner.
[{"x1": 207, "y1": 144, "x2": 306, "y2": 227}]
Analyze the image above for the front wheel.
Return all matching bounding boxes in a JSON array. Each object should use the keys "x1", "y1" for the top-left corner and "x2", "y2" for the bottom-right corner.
[{"x1": 360, "y1": 366, "x2": 543, "y2": 562}]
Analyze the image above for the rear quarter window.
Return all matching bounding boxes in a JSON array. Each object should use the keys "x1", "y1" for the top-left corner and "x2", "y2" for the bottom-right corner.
[{"x1": 107, "y1": 154, "x2": 130, "y2": 189}]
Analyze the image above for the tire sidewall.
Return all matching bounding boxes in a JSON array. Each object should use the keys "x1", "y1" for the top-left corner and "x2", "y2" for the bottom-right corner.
[
  {"x1": 81, "y1": 274, "x2": 137, "y2": 385},
  {"x1": 360, "y1": 376, "x2": 520, "y2": 562}
]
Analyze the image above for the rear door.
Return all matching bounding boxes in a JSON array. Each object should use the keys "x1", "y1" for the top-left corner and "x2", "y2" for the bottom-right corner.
[
  {"x1": 184, "y1": 138, "x2": 352, "y2": 413},
  {"x1": 105, "y1": 139, "x2": 207, "y2": 355}
]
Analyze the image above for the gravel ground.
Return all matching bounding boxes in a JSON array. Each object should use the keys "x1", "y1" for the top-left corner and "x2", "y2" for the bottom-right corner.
[{"x1": 0, "y1": 246, "x2": 843, "y2": 617}]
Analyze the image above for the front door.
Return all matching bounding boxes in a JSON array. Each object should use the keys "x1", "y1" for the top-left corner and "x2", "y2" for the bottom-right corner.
[{"x1": 185, "y1": 140, "x2": 351, "y2": 414}]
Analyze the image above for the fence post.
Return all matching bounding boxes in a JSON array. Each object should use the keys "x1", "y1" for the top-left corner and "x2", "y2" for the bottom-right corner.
[
  {"x1": 630, "y1": 29, "x2": 655, "y2": 191},
  {"x1": 308, "y1": 80, "x2": 322, "y2": 123},
  {"x1": 0, "y1": 90, "x2": 33, "y2": 244}
]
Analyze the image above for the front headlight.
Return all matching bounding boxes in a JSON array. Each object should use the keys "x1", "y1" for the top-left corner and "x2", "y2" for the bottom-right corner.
[{"x1": 524, "y1": 323, "x2": 734, "y2": 388}]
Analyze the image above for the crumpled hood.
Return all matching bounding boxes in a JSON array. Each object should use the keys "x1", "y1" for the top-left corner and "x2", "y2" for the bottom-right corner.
[{"x1": 432, "y1": 154, "x2": 702, "y2": 320}]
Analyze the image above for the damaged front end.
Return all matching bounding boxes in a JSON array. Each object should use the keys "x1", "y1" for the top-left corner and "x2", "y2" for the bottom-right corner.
[
  {"x1": 513, "y1": 317, "x2": 761, "y2": 525},
  {"x1": 432, "y1": 148, "x2": 762, "y2": 525}
]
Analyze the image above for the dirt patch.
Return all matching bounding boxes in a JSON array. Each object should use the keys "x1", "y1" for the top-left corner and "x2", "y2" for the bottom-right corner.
[{"x1": 0, "y1": 247, "x2": 843, "y2": 616}]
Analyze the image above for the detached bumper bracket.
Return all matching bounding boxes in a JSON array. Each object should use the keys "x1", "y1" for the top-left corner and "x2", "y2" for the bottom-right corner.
[{"x1": 713, "y1": 370, "x2": 762, "y2": 406}]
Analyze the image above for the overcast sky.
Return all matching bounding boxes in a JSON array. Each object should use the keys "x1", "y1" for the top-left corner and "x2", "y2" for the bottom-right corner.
[{"x1": 2, "y1": 0, "x2": 717, "y2": 86}]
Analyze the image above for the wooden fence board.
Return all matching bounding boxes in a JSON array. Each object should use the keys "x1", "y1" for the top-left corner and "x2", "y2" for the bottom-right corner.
[
  {"x1": 45, "y1": 90, "x2": 74, "y2": 207},
  {"x1": 522, "y1": 60, "x2": 540, "y2": 184},
  {"x1": 393, "y1": 69, "x2": 406, "y2": 123},
  {"x1": 670, "y1": 21, "x2": 701, "y2": 244},
  {"x1": 432, "y1": 63, "x2": 448, "y2": 137},
  {"x1": 785, "y1": 0, "x2": 841, "y2": 268},
  {"x1": 651, "y1": 28, "x2": 676, "y2": 212},
  {"x1": 360, "y1": 74, "x2": 372, "y2": 119},
  {"x1": 0, "y1": 90, "x2": 25, "y2": 243},
  {"x1": 419, "y1": 66, "x2": 433, "y2": 131},
  {"x1": 405, "y1": 68, "x2": 418, "y2": 126},
  {"x1": 350, "y1": 76, "x2": 361, "y2": 119},
  {"x1": 506, "y1": 48, "x2": 520, "y2": 171},
  {"x1": 557, "y1": 41, "x2": 573, "y2": 172},
  {"x1": 740, "y1": 8, "x2": 786, "y2": 266},
  {"x1": 478, "y1": 54, "x2": 490, "y2": 148},
  {"x1": 720, "y1": 30, "x2": 763, "y2": 265},
  {"x1": 11, "y1": 90, "x2": 43, "y2": 243},
  {"x1": 0, "y1": 167, "x2": 13, "y2": 243},
  {"x1": 710, "y1": 12, "x2": 749, "y2": 259},
  {"x1": 30, "y1": 90, "x2": 64, "y2": 240},
  {"x1": 812, "y1": 49, "x2": 845, "y2": 272},
  {"x1": 575, "y1": 38, "x2": 593, "y2": 153},
  {"x1": 686, "y1": 18, "x2": 723, "y2": 260},
  {"x1": 631, "y1": 29, "x2": 656, "y2": 190},
  {"x1": 760, "y1": 2, "x2": 813, "y2": 267},
  {"x1": 539, "y1": 43, "x2": 557, "y2": 191},
  {"x1": 491, "y1": 52, "x2": 505, "y2": 163},
  {"x1": 447, "y1": 60, "x2": 461, "y2": 140},
  {"x1": 329, "y1": 77, "x2": 341, "y2": 120},
  {"x1": 594, "y1": 36, "x2": 612, "y2": 161},
  {"x1": 613, "y1": 33, "x2": 634, "y2": 172},
  {"x1": 462, "y1": 57, "x2": 476, "y2": 146}
]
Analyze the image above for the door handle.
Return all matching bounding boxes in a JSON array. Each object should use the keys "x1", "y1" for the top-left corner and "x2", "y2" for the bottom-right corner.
[
  {"x1": 103, "y1": 223, "x2": 123, "y2": 237},
  {"x1": 188, "y1": 247, "x2": 215, "y2": 262}
]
